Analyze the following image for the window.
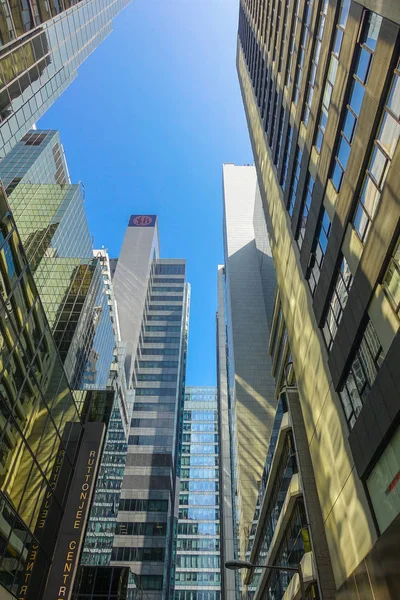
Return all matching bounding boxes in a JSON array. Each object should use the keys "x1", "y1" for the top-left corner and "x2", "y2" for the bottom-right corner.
[
  {"x1": 275, "y1": 108, "x2": 286, "y2": 166},
  {"x1": 111, "y1": 547, "x2": 164, "y2": 562},
  {"x1": 150, "y1": 295, "x2": 183, "y2": 302},
  {"x1": 307, "y1": 209, "x2": 332, "y2": 295},
  {"x1": 115, "y1": 522, "x2": 166, "y2": 536},
  {"x1": 148, "y1": 305, "x2": 181, "y2": 312},
  {"x1": 138, "y1": 360, "x2": 178, "y2": 368},
  {"x1": 21, "y1": 132, "x2": 47, "y2": 145},
  {"x1": 280, "y1": 125, "x2": 294, "y2": 190},
  {"x1": 331, "y1": 12, "x2": 382, "y2": 192},
  {"x1": 287, "y1": 146, "x2": 303, "y2": 215},
  {"x1": 382, "y1": 237, "x2": 400, "y2": 317},
  {"x1": 278, "y1": 0, "x2": 291, "y2": 73},
  {"x1": 155, "y1": 264, "x2": 185, "y2": 275},
  {"x1": 128, "y1": 435, "x2": 173, "y2": 446},
  {"x1": 353, "y1": 58, "x2": 400, "y2": 243},
  {"x1": 136, "y1": 373, "x2": 177, "y2": 382},
  {"x1": 135, "y1": 387, "x2": 176, "y2": 396},
  {"x1": 143, "y1": 336, "x2": 180, "y2": 344},
  {"x1": 339, "y1": 319, "x2": 385, "y2": 428},
  {"x1": 297, "y1": 172, "x2": 314, "y2": 248},
  {"x1": 292, "y1": 0, "x2": 312, "y2": 105},
  {"x1": 141, "y1": 347, "x2": 179, "y2": 355},
  {"x1": 315, "y1": 0, "x2": 350, "y2": 152},
  {"x1": 153, "y1": 278, "x2": 184, "y2": 284},
  {"x1": 303, "y1": 0, "x2": 328, "y2": 125},
  {"x1": 285, "y1": 0, "x2": 301, "y2": 88},
  {"x1": 118, "y1": 498, "x2": 168, "y2": 512},
  {"x1": 133, "y1": 402, "x2": 175, "y2": 412},
  {"x1": 4, "y1": 177, "x2": 21, "y2": 196},
  {"x1": 322, "y1": 256, "x2": 353, "y2": 350},
  {"x1": 147, "y1": 314, "x2": 181, "y2": 321}
]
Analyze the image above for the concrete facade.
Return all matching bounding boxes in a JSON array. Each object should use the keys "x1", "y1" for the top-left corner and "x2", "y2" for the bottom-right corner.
[
  {"x1": 221, "y1": 164, "x2": 277, "y2": 561},
  {"x1": 237, "y1": 0, "x2": 400, "y2": 596}
]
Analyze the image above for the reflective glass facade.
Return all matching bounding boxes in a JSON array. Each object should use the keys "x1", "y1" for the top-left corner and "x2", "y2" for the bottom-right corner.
[
  {"x1": 0, "y1": 131, "x2": 115, "y2": 391},
  {"x1": 0, "y1": 185, "x2": 83, "y2": 599},
  {"x1": 175, "y1": 387, "x2": 221, "y2": 600},
  {"x1": 0, "y1": 0, "x2": 131, "y2": 155}
]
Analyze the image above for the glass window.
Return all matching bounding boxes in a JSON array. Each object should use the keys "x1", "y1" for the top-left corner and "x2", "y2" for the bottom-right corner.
[
  {"x1": 339, "y1": 319, "x2": 385, "y2": 428},
  {"x1": 297, "y1": 172, "x2": 314, "y2": 248},
  {"x1": 382, "y1": 237, "x2": 400, "y2": 316},
  {"x1": 322, "y1": 256, "x2": 353, "y2": 350},
  {"x1": 307, "y1": 209, "x2": 332, "y2": 295}
]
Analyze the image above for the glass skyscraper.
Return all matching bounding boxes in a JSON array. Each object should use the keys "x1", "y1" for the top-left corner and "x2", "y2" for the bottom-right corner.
[
  {"x1": 0, "y1": 129, "x2": 129, "y2": 599},
  {"x1": 0, "y1": 0, "x2": 130, "y2": 155},
  {"x1": 0, "y1": 130, "x2": 115, "y2": 391},
  {"x1": 175, "y1": 387, "x2": 221, "y2": 600}
]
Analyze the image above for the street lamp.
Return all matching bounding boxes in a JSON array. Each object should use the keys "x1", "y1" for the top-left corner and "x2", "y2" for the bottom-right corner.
[{"x1": 225, "y1": 559, "x2": 306, "y2": 600}]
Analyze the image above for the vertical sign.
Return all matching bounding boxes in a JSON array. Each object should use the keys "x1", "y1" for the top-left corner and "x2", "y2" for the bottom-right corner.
[{"x1": 43, "y1": 421, "x2": 105, "y2": 600}]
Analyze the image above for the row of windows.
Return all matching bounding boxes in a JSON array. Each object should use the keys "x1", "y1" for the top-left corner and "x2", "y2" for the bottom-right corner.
[
  {"x1": 134, "y1": 575, "x2": 163, "y2": 591},
  {"x1": 153, "y1": 278, "x2": 184, "y2": 284},
  {"x1": 331, "y1": 12, "x2": 382, "y2": 192},
  {"x1": 180, "y1": 481, "x2": 219, "y2": 492},
  {"x1": 155, "y1": 264, "x2": 185, "y2": 275},
  {"x1": 118, "y1": 499, "x2": 168, "y2": 512},
  {"x1": 175, "y1": 572, "x2": 221, "y2": 584},
  {"x1": 133, "y1": 402, "x2": 176, "y2": 412},
  {"x1": 152, "y1": 287, "x2": 184, "y2": 293},
  {"x1": 182, "y1": 433, "x2": 218, "y2": 443},
  {"x1": 145, "y1": 325, "x2": 181, "y2": 333},
  {"x1": 128, "y1": 435, "x2": 173, "y2": 446},
  {"x1": 183, "y1": 411, "x2": 217, "y2": 421},
  {"x1": 141, "y1": 347, "x2": 179, "y2": 356},
  {"x1": 147, "y1": 314, "x2": 181, "y2": 322},
  {"x1": 143, "y1": 336, "x2": 180, "y2": 344},
  {"x1": 111, "y1": 547, "x2": 164, "y2": 562},
  {"x1": 115, "y1": 522, "x2": 166, "y2": 536},
  {"x1": 137, "y1": 373, "x2": 177, "y2": 382},
  {"x1": 183, "y1": 422, "x2": 217, "y2": 432},
  {"x1": 322, "y1": 256, "x2": 353, "y2": 350},
  {"x1": 353, "y1": 59, "x2": 400, "y2": 243},
  {"x1": 180, "y1": 494, "x2": 219, "y2": 507},
  {"x1": 136, "y1": 387, "x2": 176, "y2": 396},
  {"x1": 178, "y1": 508, "x2": 220, "y2": 521},
  {"x1": 131, "y1": 417, "x2": 173, "y2": 428},
  {"x1": 182, "y1": 445, "x2": 218, "y2": 455},
  {"x1": 303, "y1": 0, "x2": 328, "y2": 126},
  {"x1": 174, "y1": 593, "x2": 220, "y2": 600},
  {"x1": 177, "y1": 522, "x2": 220, "y2": 536},
  {"x1": 307, "y1": 209, "x2": 332, "y2": 295},
  {"x1": 176, "y1": 555, "x2": 220, "y2": 569},
  {"x1": 177, "y1": 538, "x2": 220, "y2": 551},
  {"x1": 139, "y1": 360, "x2": 178, "y2": 369},
  {"x1": 339, "y1": 319, "x2": 385, "y2": 429},
  {"x1": 148, "y1": 305, "x2": 181, "y2": 312},
  {"x1": 181, "y1": 469, "x2": 219, "y2": 480},
  {"x1": 150, "y1": 295, "x2": 183, "y2": 303},
  {"x1": 181, "y1": 456, "x2": 219, "y2": 467}
]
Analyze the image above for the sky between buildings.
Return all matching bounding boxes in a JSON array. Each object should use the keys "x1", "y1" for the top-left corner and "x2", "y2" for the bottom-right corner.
[{"x1": 38, "y1": 0, "x2": 253, "y2": 385}]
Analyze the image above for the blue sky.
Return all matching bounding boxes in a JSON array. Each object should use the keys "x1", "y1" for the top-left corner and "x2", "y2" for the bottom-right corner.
[{"x1": 39, "y1": 0, "x2": 253, "y2": 385}]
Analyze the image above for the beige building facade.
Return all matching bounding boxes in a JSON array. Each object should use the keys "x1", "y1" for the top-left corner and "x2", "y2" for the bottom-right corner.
[{"x1": 236, "y1": 0, "x2": 400, "y2": 597}]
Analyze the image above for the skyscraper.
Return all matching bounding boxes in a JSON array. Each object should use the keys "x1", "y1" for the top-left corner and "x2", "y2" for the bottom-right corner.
[
  {"x1": 109, "y1": 215, "x2": 190, "y2": 600},
  {"x1": 0, "y1": 0, "x2": 130, "y2": 155},
  {"x1": 174, "y1": 387, "x2": 221, "y2": 600},
  {"x1": 237, "y1": 0, "x2": 400, "y2": 597},
  {"x1": 218, "y1": 164, "x2": 277, "y2": 565},
  {"x1": 0, "y1": 131, "x2": 129, "y2": 599}
]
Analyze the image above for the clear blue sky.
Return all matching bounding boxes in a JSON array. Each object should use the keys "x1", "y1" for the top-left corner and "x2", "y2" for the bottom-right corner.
[{"x1": 38, "y1": 0, "x2": 253, "y2": 385}]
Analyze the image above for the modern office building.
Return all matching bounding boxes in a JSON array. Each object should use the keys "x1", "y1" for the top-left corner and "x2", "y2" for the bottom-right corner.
[
  {"x1": 110, "y1": 215, "x2": 190, "y2": 600},
  {"x1": 0, "y1": 130, "x2": 115, "y2": 392},
  {"x1": 0, "y1": 130, "x2": 130, "y2": 599},
  {"x1": 174, "y1": 386, "x2": 221, "y2": 600},
  {"x1": 218, "y1": 164, "x2": 277, "y2": 567},
  {"x1": 237, "y1": 0, "x2": 400, "y2": 597},
  {"x1": 0, "y1": 0, "x2": 131, "y2": 155}
]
